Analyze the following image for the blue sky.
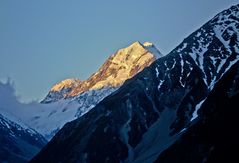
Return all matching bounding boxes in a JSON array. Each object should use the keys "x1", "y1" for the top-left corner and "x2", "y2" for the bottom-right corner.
[{"x1": 0, "y1": 0, "x2": 238, "y2": 102}]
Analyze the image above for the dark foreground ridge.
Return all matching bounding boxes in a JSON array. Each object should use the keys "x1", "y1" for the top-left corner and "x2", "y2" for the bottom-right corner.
[{"x1": 156, "y1": 61, "x2": 239, "y2": 163}]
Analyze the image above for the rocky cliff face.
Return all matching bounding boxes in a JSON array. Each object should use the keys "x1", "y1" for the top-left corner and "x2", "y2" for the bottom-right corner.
[
  {"x1": 30, "y1": 4, "x2": 239, "y2": 163},
  {"x1": 42, "y1": 41, "x2": 162, "y2": 103},
  {"x1": 155, "y1": 62, "x2": 239, "y2": 163}
]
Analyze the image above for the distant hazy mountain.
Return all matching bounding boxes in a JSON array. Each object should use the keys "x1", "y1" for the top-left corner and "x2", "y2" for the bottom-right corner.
[{"x1": 30, "y1": 4, "x2": 239, "y2": 163}]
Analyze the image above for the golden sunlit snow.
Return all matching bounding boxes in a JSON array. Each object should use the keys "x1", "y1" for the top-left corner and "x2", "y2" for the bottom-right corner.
[{"x1": 48, "y1": 41, "x2": 160, "y2": 97}]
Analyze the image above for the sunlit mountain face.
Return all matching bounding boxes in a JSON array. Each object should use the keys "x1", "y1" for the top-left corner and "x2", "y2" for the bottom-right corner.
[{"x1": 42, "y1": 41, "x2": 162, "y2": 103}]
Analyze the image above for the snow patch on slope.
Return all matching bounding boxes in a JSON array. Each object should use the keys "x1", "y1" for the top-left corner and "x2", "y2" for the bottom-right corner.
[{"x1": 190, "y1": 99, "x2": 206, "y2": 121}]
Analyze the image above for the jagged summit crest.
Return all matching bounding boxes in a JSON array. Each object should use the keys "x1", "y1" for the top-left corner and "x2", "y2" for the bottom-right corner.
[{"x1": 42, "y1": 41, "x2": 162, "y2": 103}]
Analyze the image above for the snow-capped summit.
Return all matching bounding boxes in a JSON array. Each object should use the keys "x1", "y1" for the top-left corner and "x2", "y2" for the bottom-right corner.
[
  {"x1": 50, "y1": 79, "x2": 81, "y2": 92},
  {"x1": 42, "y1": 41, "x2": 162, "y2": 103},
  {"x1": 79, "y1": 41, "x2": 160, "y2": 91},
  {"x1": 42, "y1": 79, "x2": 81, "y2": 103}
]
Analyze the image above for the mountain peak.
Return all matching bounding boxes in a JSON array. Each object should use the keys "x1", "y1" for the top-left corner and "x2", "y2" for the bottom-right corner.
[
  {"x1": 50, "y1": 78, "x2": 81, "y2": 92},
  {"x1": 112, "y1": 41, "x2": 152, "y2": 64},
  {"x1": 119, "y1": 41, "x2": 162, "y2": 59},
  {"x1": 42, "y1": 41, "x2": 162, "y2": 102},
  {"x1": 68, "y1": 41, "x2": 162, "y2": 96},
  {"x1": 41, "y1": 78, "x2": 81, "y2": 103}
]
